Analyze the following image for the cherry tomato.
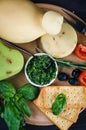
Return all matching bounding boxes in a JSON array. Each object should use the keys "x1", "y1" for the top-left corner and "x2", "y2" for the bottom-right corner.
[
  {"x1": 78, "y1": 70, "x2": 86, "y2": 86},
  {"x1": 74, "y1": 44, "x2": 86, "y2": 60}
]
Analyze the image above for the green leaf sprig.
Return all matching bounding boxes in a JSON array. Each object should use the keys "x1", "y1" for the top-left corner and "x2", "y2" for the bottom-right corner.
[
  {"x1": 0, "y1": 80, "x2": 39, "y2": 130},
  {"x1": 52, "y1": 93, "x2": 66, "y2": 115},
  {"x1": 56, "y1": 58, "x2": 86, "y2": 69}
]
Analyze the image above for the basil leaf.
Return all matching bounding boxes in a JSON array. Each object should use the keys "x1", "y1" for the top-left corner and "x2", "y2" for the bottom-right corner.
[
  {"x1": 17, "y1": 83, "x2": 39, "y2": 100},
  {"x1": 0, "y1": 106, "x2": 2, "y2": 114},
  {"x1": 14, "y1": 98, "x2": 31, "y2": 117},
  {"x1": 0, "y1": 80, "x2": 16, "y2": 98},
  {"x1": 3, "y1": 102, "x2": 20, "y2": 130},
  {"x1": 0, "y1": 102, "x2": 4, "y2": 115},
  {"x1": 19, "y1": 99, "x2": 31, "y2": 117},
  {"x1": 0, "y1": 106, "x2": 3, "y2": 115},
  {"x1": 52, "y1": 93, "x2": 66, "y2": 115}
]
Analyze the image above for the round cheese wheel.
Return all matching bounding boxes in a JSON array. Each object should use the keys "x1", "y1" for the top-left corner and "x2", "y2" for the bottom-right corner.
[
  {"x1": 40, "y1": 22, "x2": 78, "y2": 58},
  {"x1": 42, "y1": 11, "x2": 63, "y2": 35}
]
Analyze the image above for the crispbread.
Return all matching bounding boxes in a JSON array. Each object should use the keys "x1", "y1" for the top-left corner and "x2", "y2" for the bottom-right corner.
[
  {"x1": 33, "y1": 86, "x2": 86, "y2": 130},
  {"x1": 34, "y1": 103, "x2": 73, "y2": 130},
  {"x1": 43, "y1": 86, "x2": 59, "y2": 108},
  {"x1": 59, "y1": 107, "x2": 81, "y2": 122},
  {"x1": 33, "y1": 89, "x2": 44, "y2": 108},
  {"x1": 33, "y1": 87, "x2": 59, "y2": 108},
  {"x1": 43, "y1": 86, "x2": 86, "y2": 108},
  {"x1": 33, "y1": 87, "x2": 81, "y2": 123}
]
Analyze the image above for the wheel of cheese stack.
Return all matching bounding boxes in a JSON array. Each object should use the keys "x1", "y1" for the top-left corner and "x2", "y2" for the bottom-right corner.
[
  {"x1": 0, "y1": 1, "x2": 64, "y2": 43},
  {"x1": 40, "y1": 22, "x2": 78, "y2": 58}
]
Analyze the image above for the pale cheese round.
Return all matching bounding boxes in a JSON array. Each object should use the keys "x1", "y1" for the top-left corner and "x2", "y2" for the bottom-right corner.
[
  {"x1": 42, "y1": 11, "x2": 63, "y2": 35},
  {"x1": 40, "y1": 22, "x2": 77, "y2": 58}
]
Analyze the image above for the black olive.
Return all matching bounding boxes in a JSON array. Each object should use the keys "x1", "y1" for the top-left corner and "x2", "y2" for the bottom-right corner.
[
  {"x1": 72, "y1": 69, "x2": 81, "y2": 78},
  {"x1": 57, "y1": 72, "x2": 69, "y2": 81},
  {"x1": 68, "y1": 77, "x2": 79, "y2": 85}
]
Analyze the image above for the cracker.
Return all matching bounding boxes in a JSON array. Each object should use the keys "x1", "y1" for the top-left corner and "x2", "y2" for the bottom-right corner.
[
  {"x1": 58, "y1": 86, "x2": 86, "y2": 108},
  {"x1": 34, "y1": 103, "x2": 73, "y2": 130},
  {"x1": 59, "y1": 107, "x2": 81, "y2": 122},
  {"x1": 43, "y1": 86, "x2": 86, "y2": 108},
  {"x1": 34, "y1": 88, "x2": 81, "y2": 123},
  {"x1": 33, "y1": 89, "x2": 44, "y2": 108},
  {"x1": 43, "y1": 86, "x2": 59, "y2": 108},
  {"x1": 33, "y1": 84, "x2": 86, "y2": 130}
]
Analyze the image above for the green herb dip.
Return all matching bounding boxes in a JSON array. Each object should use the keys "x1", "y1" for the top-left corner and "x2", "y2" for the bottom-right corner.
[{"x1": 26, "y1": 54, "x2": 57, "y2": 86}]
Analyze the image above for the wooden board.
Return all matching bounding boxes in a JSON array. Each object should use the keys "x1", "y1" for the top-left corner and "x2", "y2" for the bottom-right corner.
[{"x1": 7, "y1": 4, "x2": 86, "y2": 126}]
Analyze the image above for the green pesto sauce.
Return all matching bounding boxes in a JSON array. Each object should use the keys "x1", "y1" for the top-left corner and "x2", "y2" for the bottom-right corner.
[{"x1": 26, "y1": 55, "x2": 57, "y2": 85}]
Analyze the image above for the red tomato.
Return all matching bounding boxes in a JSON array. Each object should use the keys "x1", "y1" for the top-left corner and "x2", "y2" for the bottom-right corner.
[
  {"x1": 78, "y1": 70, "x2": 86, "y2": 86},
  {"x1": 74, "y1": 44, "x2": 86, "y2": 60}
]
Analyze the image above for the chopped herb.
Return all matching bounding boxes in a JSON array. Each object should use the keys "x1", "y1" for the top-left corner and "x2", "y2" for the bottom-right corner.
[{"x1": 26, "y1": 55, "x2": 57, "y2": 85}]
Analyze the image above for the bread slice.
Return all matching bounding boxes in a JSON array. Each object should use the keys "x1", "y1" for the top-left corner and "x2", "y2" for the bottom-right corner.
[{"x1": 43, "y1": 86, "x2": 86, "y2": 108}]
